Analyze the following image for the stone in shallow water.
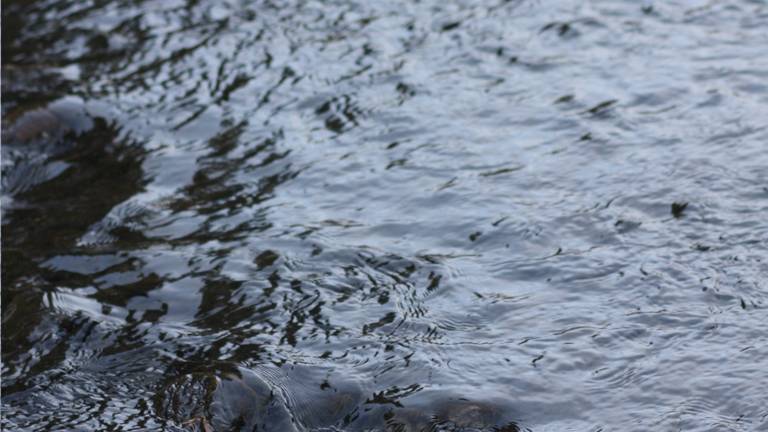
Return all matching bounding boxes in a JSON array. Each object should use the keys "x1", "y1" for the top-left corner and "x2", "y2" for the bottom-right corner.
[
  {"x1": 2, "y1": 97, "x2": 97, "y2": 198},
  {"x1": 210, "y1": 371, "x2": 297, "y2": 432},
  {"x1": 3, "y1": 97, "x2": 93, "y2": 146},
  {"x1": 157, "y1": 368, "x2": 297, "y2": 432},
  {"x1": 158, "y1": 366, "x2": 521, "y2": 431},
  {"x1": 5, "y1": 108, "x2": 62, "y2": 143},
  {"x1": 378, "y1": 396, "x2": 521, "y2": 432}
]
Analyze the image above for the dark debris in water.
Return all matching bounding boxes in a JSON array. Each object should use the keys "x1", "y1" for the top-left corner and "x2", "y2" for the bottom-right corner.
[
  {"x1": 583, "y1": 99, "x2": 618, "y2": 116},
  {"x1": 479, "y1": 166, "x2": 524, "y2": 177},
  {"x1": 441, "y1": 21, "x2": 462, "y2": 32},
  {"x1": 254, "y1": 250, "x2": 280, "y2": 269},
  {"x1": 540, "y1": 21, "x2": 578, "y2": 38},
  {"x1": 671, "y1": 202, "x2": 688, "y2": 218}
]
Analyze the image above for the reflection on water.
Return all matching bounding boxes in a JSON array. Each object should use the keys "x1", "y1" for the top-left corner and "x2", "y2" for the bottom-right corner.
[{"x1": 2, "y1": 0, "x2": 768, "y2": 431}]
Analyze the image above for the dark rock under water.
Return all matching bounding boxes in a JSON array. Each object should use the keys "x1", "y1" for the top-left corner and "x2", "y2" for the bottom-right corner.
[{"x1": 2, "y1": 0, "x2": 767, "y2": 431}]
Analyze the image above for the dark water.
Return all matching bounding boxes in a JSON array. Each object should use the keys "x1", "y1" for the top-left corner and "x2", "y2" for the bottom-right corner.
[{"x1": 2, "y1": 0, "x2": 767, "y2": 430}]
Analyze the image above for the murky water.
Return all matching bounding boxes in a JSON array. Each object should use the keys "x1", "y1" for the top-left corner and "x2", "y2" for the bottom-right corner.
[{"x1": 2, "y1": 0, "x2": 767, "y2": 431}]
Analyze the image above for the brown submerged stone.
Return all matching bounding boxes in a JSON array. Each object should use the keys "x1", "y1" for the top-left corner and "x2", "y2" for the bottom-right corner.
[
  {"x1": 3, "y1": 97, "x2": 92, "y2": 145},
  {"x1": 377, "y1": 394, "x2": 520, "y2": 432},
  {"x1": 156, "y1": 368, "x2": 298, "y2": 432},
  {"x1": 157, "y1": 366, "x2": 519, "y2": 432},
  {"x1": 5, "y1": 108, "x2": 63, "y2": 143}
]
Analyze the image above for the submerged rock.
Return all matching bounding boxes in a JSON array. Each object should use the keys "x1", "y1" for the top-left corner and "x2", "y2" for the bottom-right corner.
[
  {"x1": 374, "y1": 394, "x2": 521, "y2": 432},
  {"x1": 3, "y1": 97, "x2": 93, "y2": 146},
  {"x1": 156, "y1": 365, "x2": 521, "y2": 432},
  {"x1": 2, "y1": 97, "x2": 95, "y2": 198},
  {"x1": 4, "y1": 107, "x2": 62, "y2": 143},
  {"x1": 157, "y1": 368, "x2": 297, "y2": 432},
  {"x1": 156, "y1": 364, "x2": 363, "y2": 431}
]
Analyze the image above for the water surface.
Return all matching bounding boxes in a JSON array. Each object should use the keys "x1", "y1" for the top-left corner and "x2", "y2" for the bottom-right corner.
[{"x1": 2, "y1": 0, "x2": 768, "y2": 431}]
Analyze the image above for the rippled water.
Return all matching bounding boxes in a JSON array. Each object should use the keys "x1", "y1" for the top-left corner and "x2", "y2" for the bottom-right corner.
[{"x1": 2, "y1": 0, "x2": 768, "y2": 431}]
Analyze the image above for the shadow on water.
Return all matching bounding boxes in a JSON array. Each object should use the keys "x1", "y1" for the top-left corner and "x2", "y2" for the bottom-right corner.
[
  {"x1": 2, "y1": 12, "x2": 519, "y2": 427},
  {"x1": 1, "y1": 98, "x2": 147, "y2": 389}
]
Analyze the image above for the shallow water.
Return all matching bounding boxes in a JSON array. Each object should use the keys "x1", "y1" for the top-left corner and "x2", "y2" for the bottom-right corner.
[{"x1": 2, "y1": 0, "x2": 767, "y2": 431}]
